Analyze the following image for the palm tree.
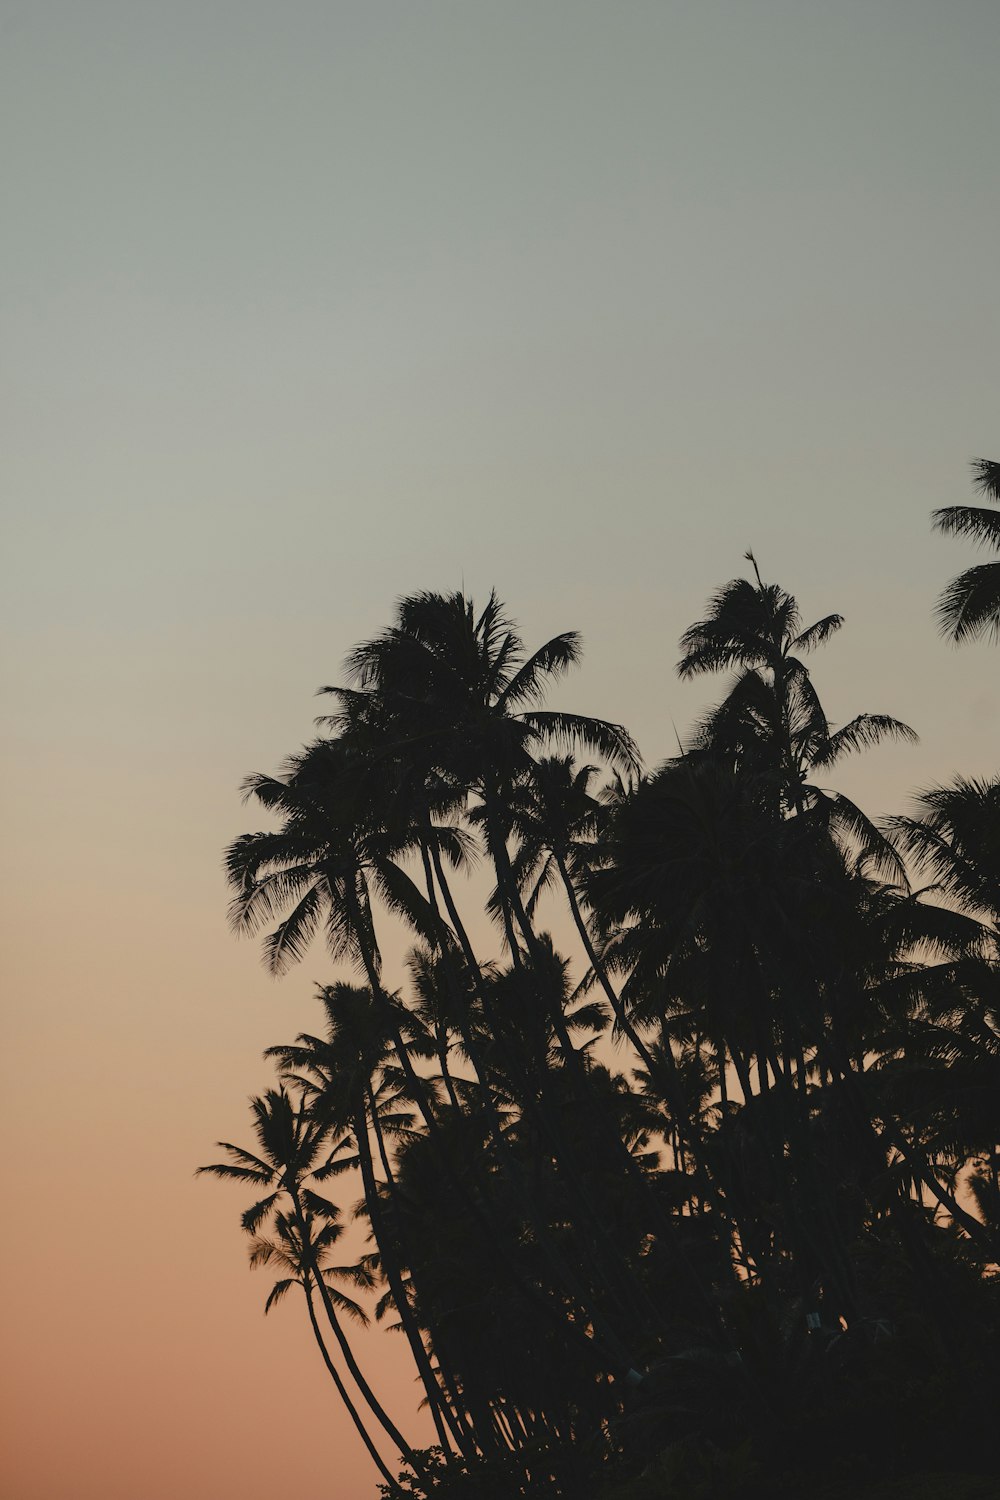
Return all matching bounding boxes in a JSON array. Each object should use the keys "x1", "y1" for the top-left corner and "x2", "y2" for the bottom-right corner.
[
  {"x1": 324, "y1": 589, "x2": 639, "y2": 960},
  {"x1": 266, "y1": 983, "x2": 473, "y2": 1459},
  {"x1": 327, "y1": 593, "x2": 664, "y2": 1342},
  {"x1": 933, "y1": 459, "x2": 1000, "y2": 643},
  {"x1": 888, "y1": 776, "x2": 1000, "y2": 930},
  {"x1": 588, "y1": 753, "x2": 891, "y2": 1317},
  {"x1": 677, "y1": 558, "x2": 915, "y2": 872},
  {"x1": 209, "y1": 580, "x2": 1000, "y2": 1497},
  {"x1": 501, "y1": 755, "x2": 670, "y2": 1077},
  {"x1": 883, "y1": 775, "x2": 1000, "y2": 1250},
  {"x1": 224, "y1": 737, "x2": 450, "y2": 1138},
  {"x1": 197, "y1": 1088, "x2": 412, "y2": 1489}
]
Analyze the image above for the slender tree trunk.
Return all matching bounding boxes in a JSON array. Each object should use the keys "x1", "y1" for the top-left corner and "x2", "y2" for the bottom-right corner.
[
  {"x1": 485, "y1": 792, "x2": 728, "y2": 1339},
  {"x1": 425, "y1": 835, "x2": 645, "y2": 1375},
  {"x1": 347, "y1": 877, "x2": 442, "y2": 1138},
  {"x1": 301, "y1": 1279, "x2": 402, "y2": 1493},
  {"x1": 369, "y1": 1091, "x2": 486, "y2": 1458},
  {"x1": 290, "y1": 1191, "x2": 417, "y2": 1465},
  {"x1": 417, "y1": 837, "x2": 468, "y2": 1115},
  {"x1": 557, "y1": 852, "x2": 740, "y2": 1247},
  {"x1": 353, "y1": 1088, "x2": 464, "y2": 1458}
]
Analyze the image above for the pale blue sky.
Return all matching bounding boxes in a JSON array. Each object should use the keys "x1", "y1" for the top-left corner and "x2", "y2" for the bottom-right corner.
[{"x1": 1, "y1": 5, "x2": 997, "y2": 1498}]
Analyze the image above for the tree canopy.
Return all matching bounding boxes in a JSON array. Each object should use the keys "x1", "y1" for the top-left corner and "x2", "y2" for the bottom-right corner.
[{"x1": 204, "y1": 468, "x2": 1000, "y2": 1500}]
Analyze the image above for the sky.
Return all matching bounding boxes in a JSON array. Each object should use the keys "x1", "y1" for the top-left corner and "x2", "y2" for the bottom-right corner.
[{"x1": 1, "y1": 3, "x2": 998, "y2": 1497}]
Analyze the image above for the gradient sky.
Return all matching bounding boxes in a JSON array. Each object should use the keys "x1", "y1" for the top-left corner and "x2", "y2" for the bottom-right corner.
[{"x1": 2, "y1": 4, "x2": 998, "y2": 1497}]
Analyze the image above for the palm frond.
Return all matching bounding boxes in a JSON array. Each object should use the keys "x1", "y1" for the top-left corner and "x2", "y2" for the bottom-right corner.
[
  {"x1": 935, "y1": 562, "x2": 1000, "y2": 643},
  {"x1": 241, "y1": 1192, "x2": 280, "y2": 1233},
  {"x1": 823, "y1": 792, "x2": 908, "y2": 882},
  {"x1": 812, "y1": 714, "x2": 917, "y2": 769},
  {"x1": 264, "y1": 1278, "x2": 298, "y2": 1313},
  {"x1": 319, "y1": 1279, "x2": 371, "y2": 1325},
  {"x1": 498, "y1": 632, "x2": 583, "y2": 709},
  {"x1": 791, "y1": 613, "x2": 844, "y2": 653},
  {"x1": 521, "y1": 710, "x2": 641, "y2": 773},
  {"x1": 369, "y1": 859, "x2": 442, "y2": 948},
  {"x1": 932, "y1": 505, "x2": 1000, "y2": 549},
  {"x1": 196, "y1": 1154, "x2": 273, "y2": 1186},
  {"x1": 262, "y1": 885, "x2": 324, "y2": 975}
]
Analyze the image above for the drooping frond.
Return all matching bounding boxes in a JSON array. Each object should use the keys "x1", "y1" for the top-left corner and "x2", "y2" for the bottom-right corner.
[
  {"x1": 196, "y1": 1159, "x2": 273, "y2": 1187},
  {"x1": 498, "y1": 632, "x2": 583, "y2": 710},
  {"x1": 935, "y1": 562, "x2": 1000, "y2": 643},
  {"x1": 823, "y1": 792, "x2": 908, "y2": 882},
  {"x1": 812, "y1": 714, "x2": 918, "y2": 769},
  {"x1": 932, "y1": 506, "x2": 1000, "y2": 550},
  {"x1": 368, "y1": 859, "x2": 442, "y2": 949},
  {"x1": 972, "y1": 457, "x2": 1000, "y2": 501},
  {"x1": 264, "y1": 1278, "x2": 298, "y2": 1313},
  {"x1": 262, "y1": 885, "x2": 324, "y2": 975},
  {"x1": 241, "y1": 1193, "x2": 280, "y2": 1234},
  {"x1": 521, "y1": 710, "x2": 641, "y2": 773},
  {"x1": 226, "y1": 861, "x2": 319, "y2": 935},
  {"x1": 791, "y1": 613, "x2": 844, "y2": 654},
  {"x1": 301, "y1": 1189, "x2": 343, "y2": 1223}
]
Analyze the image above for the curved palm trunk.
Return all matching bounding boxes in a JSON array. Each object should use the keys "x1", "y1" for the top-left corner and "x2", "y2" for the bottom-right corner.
[
  {"x1": 301, "y1": 1278, "x2": 402, "y2": 1494},
  {"x1": 562, "y1": 859, "x2": 665, "y2": 1081},
  {"x1": 486, "y1": 807, "x2": 719, "y2": 1332},
  {"x1": 425, "y1": 835, "x2": 645, "y2": 1375},
  {"x1": 354, "y1": 1084, "x2": 473, "y2": 1461},
  {"x1": 416, "y1": 839, "x2": 470, "y2": 1115},
  {"x1": 368, "y1": 1088, "x2": 488, "y2": 1460},
  {"x1": 289, "y1": 1190, "x2": 417, "y2": 1465},
  {"x1": 346, "y1": 877, "x2": 443, "y2": 1139},
  {"x1": 556, "y1": 851, "x2": 739, "y2": 1232}
]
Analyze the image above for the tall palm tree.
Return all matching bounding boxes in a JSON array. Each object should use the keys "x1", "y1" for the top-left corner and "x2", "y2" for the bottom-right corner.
[
  {"x1": 501, "y1": 755, "x2": 667, "y2": 1073},
  {"x1": 266, "y1": 983, "x2": 472, "y2": 1459},
  {"x1": 197, "y1": 1088, "x2": 412, "y2": 1489},
  {"x1": 224, "y1": 737, "x2": 449, "y2": 1138},
  {"x1": 677, "y1": 558, "x2": 915, "y2": 872},
  {"x1": 324, "y1": 589, "x2": 639, "y2": 960},
  {"x1": 327, "y1": 592, "x2": 663, "y2": 1341},
  {"x1": 588, "y1": 753, "x2": 885, "y2": 1317},
  {"x1": 933, "y1": 459, "x2": 1000, "y2": 643}
]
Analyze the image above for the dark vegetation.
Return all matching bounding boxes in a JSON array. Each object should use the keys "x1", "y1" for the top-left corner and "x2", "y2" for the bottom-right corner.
[{"x1": 202, "y1": 462, "x2": 1000, "y2": 1497}]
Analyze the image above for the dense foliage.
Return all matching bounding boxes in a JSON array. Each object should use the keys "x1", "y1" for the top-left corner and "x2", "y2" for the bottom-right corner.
[{"x1": 203, "y1": 464, "x2": 1000, "y2": 1498}]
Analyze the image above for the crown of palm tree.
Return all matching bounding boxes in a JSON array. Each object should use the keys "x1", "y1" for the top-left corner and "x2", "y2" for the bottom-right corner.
[
  {"x1": 887, "y1": 775, "x2": 1000, "y2": 930},
  {"x1": 197, "y1": 1088, "x2": 369, "y2": 1317},
  {"x1": 324, "y1": 589, "x2": 640, "y2": 793},
  {"x1": 225, "y1": 737, "x2": 445, "y2": 976}
]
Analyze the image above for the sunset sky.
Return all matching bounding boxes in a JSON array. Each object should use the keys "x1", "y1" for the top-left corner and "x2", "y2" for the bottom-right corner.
[{"x1": 2, "y1": 3, "x2": 998, "y2": 1497}]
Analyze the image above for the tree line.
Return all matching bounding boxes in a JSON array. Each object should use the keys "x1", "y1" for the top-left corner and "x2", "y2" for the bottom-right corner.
[{"x1": 202, "y1": 460, "x2": 1000, "y2": 1498}]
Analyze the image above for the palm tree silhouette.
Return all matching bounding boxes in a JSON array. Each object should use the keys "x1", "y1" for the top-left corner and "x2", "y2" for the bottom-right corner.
[
  {"x1": 207, "y1": 577, "x2": 1000, "y2": 1498},
  {"x1": 197, "y1": 1088, "x2": 412, "y2": 1489},
  {"x1": 933, "y1": 459, "x2": 1000, "y2": 642},
  {"x1": 677, "y1": 556, "x2": 915, "y2": 873},
  {"x1": 265, "y1": 983, "x2": 473, "y2": 1459},
  {"x1": 327, "y1": 589, "x2": 639, "y2": 960}
]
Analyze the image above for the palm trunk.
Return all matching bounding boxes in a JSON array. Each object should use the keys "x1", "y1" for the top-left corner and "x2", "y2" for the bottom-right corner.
[
  {"x1": 488, "y1": 813, "x2": 719, "y2": 1332},
  {"x1": 356, "y1": 1084, "x2": 474, "y2": 1461},
  {"x1": 301, "y1": 1278, "x2": 402, "y2": 1494},
  {"x1": 557, "y1": 853, "x2": 739, "y2": 1240},
  {"x1": 289, "y1": 1190, "x2": 416, "y2": 1465},
  {"x1": 429, "y1": 828, "x2": 653, "y2": 1334},
  {"x1": 347, "y1": 877, "x2": 442, "y2": 1139},
  {"x1": 369, "y1": 1091, "x2": 486, "y2": 1458},
  {"x1": 425, "y1": 835, "x2": 644, "y2": 1375},
  {"x1": 416, "y1": 838, "x2": 473, "y2": 1116}
]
